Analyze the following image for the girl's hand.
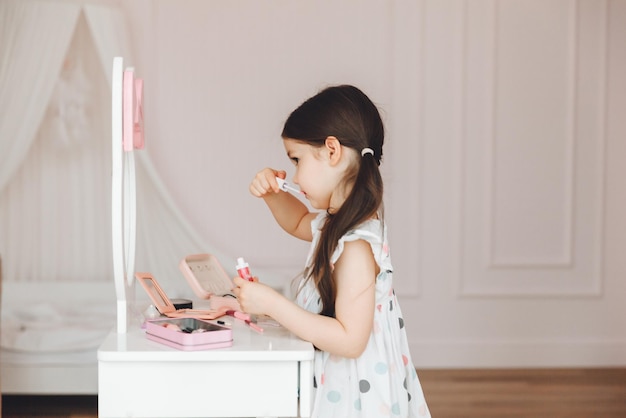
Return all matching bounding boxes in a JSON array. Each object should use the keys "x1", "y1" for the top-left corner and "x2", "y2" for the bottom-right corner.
[
  {"x1": 232, "y1": 276, "x2": 279, "y2": 316},
  {"x1": 248, "y1": 167, "x2": 313, "y2": 241},
  {"x1": 249, "y1": 168, "x2": 286, "y2": 198}
]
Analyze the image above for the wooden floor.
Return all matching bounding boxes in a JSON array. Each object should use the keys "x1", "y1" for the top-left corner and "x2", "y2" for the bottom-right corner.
[
  {"x1": 419, "y1": 368, "x2": 626, "y2": 417},
  {"x1": 2, "y1": 368, "x2": 626, "y2": 417}
]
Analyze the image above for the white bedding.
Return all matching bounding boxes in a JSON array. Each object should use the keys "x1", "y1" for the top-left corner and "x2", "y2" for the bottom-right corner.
[
  {"x1": 1, "y1": 300, "x2": 114, "y2": 353},
  {"x1": 1, "y1": 281, "x2": 116, "y2": 394}
]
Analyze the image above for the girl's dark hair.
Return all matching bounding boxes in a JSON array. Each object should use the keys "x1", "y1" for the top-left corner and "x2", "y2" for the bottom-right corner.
[{"x1": 282, "y1": 85, "x2": 384, "y2": 318}]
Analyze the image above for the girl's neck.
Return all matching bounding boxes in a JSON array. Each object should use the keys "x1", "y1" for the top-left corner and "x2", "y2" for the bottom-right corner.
[{"x1": 327, "y1": 179, "x2": 355, "y2": 214}]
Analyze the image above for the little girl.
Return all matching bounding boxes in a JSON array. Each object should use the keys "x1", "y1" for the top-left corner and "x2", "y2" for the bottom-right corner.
[{"x1": 233, "y1": 85, "x2": 431, "y2": 417}]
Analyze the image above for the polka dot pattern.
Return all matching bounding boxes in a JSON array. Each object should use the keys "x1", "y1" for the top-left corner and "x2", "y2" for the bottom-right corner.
[
  {"x1": 375, "y1": 362, "x2": 388, "y2": 375},
  {"x1": 359, "y1": 379, "x2": 370, "y2": 393},
  {"x1": 327, "y1": 390, "x2": 341, "y2": 403},
  {"x1": 296, "y1": 213, "x2": 430, "y2": 417}
]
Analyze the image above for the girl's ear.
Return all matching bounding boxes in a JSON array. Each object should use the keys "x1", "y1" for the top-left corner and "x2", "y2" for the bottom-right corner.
[{"x1": 324, "y1": 136, "x2": 342, "y2": 166}]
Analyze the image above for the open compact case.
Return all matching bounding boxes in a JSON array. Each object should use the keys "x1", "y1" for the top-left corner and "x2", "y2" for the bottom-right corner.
[
  {"x1": 178, "y1": 253, "x2": 242, "y2": 311},
  {"x1": 136, "y1": 272, "x2": 233, "y2": 350},
  {"x1": 144, "y1": 317, "x2": 232, "y2": 351},
  {"x1": 136, "y1": 272, "x2": 229, "y2": 320}
]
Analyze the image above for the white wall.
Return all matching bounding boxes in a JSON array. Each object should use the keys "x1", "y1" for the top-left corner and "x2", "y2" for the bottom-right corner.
[{"x1": 121, "y1": 0, "x2": 626, "y2": 367}]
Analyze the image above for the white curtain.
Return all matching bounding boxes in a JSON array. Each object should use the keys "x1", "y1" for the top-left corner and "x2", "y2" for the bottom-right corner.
[
  {"x1": 0, "y1": 0, "x2": 234, "y2": 297},
  {"x1": 0, "y1": 0, "x2": 80, "y2": 192}
]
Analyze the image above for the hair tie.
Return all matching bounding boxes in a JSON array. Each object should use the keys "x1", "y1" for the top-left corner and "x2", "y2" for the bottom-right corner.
[{"x1": 361, "y1": 148, "x2": 374, "y2": 157}]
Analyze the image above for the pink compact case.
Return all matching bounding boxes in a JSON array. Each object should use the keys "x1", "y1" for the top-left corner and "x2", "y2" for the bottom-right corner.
[
  {"x1": 136, "y1": 272, "x2": 230, "y2": 320},
  {"x1": 179, "y1": 254, "x2": 241, "y2": 311},
  {"x1": 179, "y1": 253, "x2": 233, "y2": 298},
  {"x1": 145, "y1": 317, "x2": 233, "y2": 351}
]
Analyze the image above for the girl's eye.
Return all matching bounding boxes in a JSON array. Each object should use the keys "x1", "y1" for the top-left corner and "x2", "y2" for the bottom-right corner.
[{"x1": 290, "y1": 157, "x2": 299, "y2": 166}]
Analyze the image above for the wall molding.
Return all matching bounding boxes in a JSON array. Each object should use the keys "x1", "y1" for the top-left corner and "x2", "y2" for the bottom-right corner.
[
  {"x1": 486, "y1": 0, "x2": 577, "y2": 269},
  {"x1": 458, "y1": 0, "x2": 607, "y2": 297}
]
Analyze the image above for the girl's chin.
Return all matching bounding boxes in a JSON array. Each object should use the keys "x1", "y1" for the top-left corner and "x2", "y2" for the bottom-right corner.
[
  {"x1": 309, "y1": 201, "x2": 330, "y2": 211},
  {"x1": 303, "y1": 195, "x2": 330, "y2": 211},
  {"x1": 307, "y1": 198, "x2": 321, "y2": 209}
]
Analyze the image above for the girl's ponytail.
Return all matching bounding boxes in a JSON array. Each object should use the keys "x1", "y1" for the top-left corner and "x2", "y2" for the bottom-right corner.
[{"x1": 313, "y1": 144, "x2": 383, "y2": 317}]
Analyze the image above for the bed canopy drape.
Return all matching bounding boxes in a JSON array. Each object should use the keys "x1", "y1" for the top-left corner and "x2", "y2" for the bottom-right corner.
[{"x1": 0, "y1": 0, "x2": 234, "y2": 297}]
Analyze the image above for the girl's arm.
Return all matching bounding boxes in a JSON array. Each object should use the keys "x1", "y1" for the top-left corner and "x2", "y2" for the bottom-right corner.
[
  {"x1": 250, "y1": 168, "x2": 316, "y2": 241},
  {"x1": 234, "y1": 239, "x2": 376, "y2": 358}
]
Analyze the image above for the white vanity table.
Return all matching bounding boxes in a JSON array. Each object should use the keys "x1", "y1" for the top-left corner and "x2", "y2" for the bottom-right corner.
[
  {"x1": 98, "y1": 316, "x2": 314, "y2": 417},
  {"x1": 98, "y1": 57, "x2": 314, "y2": 417}
]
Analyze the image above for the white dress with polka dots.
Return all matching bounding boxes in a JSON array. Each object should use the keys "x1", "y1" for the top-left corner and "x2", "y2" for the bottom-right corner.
[{"x1": 296, "y1": 213, "x2": 431, "y2": 417}]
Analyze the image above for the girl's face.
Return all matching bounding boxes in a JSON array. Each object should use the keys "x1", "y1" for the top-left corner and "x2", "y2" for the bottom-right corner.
[{"x1": 283, "y1": 138, "x2": 352, "y2": 211}]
